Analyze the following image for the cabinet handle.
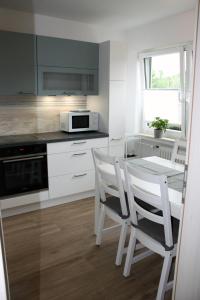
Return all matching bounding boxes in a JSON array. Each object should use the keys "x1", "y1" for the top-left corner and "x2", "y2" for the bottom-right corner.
[
  {"x1": 73, "y1": 173, "x2": 87, "y2": 178},
  {"x1": 73, "y1": 141, "x2": 87, "y2": 145},
  {"x1": 111, "y1": 137, "x2": 122, "y2": 141},
  {"x1": 72, "y1": 152, "x2": 87, "y2": 156},
  {"x1": 2, "y1": 155, "x2": 44, "y2": 163},
  {"x1": 18, "y1": 91, "x2": 34, "y2": 95}
]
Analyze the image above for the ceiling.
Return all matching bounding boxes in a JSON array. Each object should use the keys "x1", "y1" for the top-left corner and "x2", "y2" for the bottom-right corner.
[{"x1": 0, "y1": 0, "x2": 196, "y2": 30}]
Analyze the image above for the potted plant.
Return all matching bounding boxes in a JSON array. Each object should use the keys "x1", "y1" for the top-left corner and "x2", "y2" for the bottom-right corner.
[{"x1": 149, "y1": 117, "x2": 169, "y2": 138}]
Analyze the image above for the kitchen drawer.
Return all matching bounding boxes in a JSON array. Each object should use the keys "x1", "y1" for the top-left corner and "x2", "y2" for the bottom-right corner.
[
  {"x1": 48, "y1": 149, "x2": 93, "y2": 177},
  {"x1": 49, "y1": 170, "x2": 95, "y2": 199},
  {"x1": 47, "y1": 137, "x2": 108, "y2": 154}
]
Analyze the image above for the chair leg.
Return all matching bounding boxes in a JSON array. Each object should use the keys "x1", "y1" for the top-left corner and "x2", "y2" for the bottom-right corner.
[
  {"x1": 94, "y1": 180, "x2": 101, "y2": 235},
  {"x1": 156, "y1": 252, "x2": 173, "y2": 300},
  {"x1": 115, "y1": 222, "x2": 129, "y2": 266},
  {"x1": 123, "y1": 227, "x2": 136, "y2": 277},
  {"x1": 96, "y1": 206, "x2": 105, "y2": 246}
]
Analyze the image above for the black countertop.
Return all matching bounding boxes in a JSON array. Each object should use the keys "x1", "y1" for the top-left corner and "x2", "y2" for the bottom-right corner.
[{"x1": 0, "y1": 131, "x2": 109, "y2": 148}]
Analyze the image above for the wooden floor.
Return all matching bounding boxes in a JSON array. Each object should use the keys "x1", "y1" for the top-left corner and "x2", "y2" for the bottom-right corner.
[{"x1": 2, "y1": 198, "x2": 172, "y2": 300}]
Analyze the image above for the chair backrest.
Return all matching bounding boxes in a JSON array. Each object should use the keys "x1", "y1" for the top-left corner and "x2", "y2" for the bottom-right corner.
[
  {"x1": 171, "y1": 139, "x2": 186, "y2": 164},
  {"x1": 92, "y1": 148, "x2": 129, "y2": 217},
  {"x1": 123, "y1": 161, "x2": 173, "y2": 249}
]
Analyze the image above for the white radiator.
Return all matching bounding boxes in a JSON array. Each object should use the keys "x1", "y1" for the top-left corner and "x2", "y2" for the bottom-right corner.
[
  {"x1": 159, "y1": 146, "x2": 172, "y2": 160},
  {"x1": 127, "y1": 139, "x2": 173, "y2": 161}
]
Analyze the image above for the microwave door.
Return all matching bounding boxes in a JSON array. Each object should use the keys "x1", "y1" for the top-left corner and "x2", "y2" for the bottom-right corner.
[{"x1": 71, "y1": 115, "x2": 90, "y2": 131}]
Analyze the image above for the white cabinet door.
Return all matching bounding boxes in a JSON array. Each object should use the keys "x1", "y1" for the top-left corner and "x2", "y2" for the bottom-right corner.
[
  {"x1": 109, "y1": 80, "x2": 125, "y2": 143},
  {"x1": 110, "y1": 41, "x2": 127, "y2": 81},
  {"x1": 48, "y1": 149, "x2": 94, "y2": 177}
]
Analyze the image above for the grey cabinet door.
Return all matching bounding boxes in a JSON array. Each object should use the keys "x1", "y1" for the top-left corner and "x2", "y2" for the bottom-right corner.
[
  {"x1": 0, "y1": 31, "x2": 36, "y2": 65},
  {"x1": 37, "y1": 36, "x2": 99, "y2": 69},
  {"x1": 37, "y1": 66, "x2": 98, "y2": 96},
  {"x1": 0, "y1": 31, "x2": 37, "y2": 95},
  {"x1": 0, "y1": 65, "x2": 37, "y2": 95}
]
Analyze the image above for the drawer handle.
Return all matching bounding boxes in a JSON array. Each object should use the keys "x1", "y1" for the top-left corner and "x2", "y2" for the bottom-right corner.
[
  {"x1": 73, "y1": 141, "x2": 87, "y2": 145},
  {"x1": 18, "y1": 91, "x2": 34, "y2": 95},
  {"x1": 73, "y1": 173, "x2": 87, "y2": 178},
  {"x1": 111, "y1": 137, "x2": 122, "y2": 141},
  {"x1": 72, "y1": 152, "x2": 87, "y2": 156}
]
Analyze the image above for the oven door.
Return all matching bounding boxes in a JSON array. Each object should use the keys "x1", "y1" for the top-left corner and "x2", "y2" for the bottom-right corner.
[
  {"x1": 70, "y1": 114, "x2": 90, "y2": 132},
  {"x1": 0, "y1": 154, "x2": 48, "y2": 197}
]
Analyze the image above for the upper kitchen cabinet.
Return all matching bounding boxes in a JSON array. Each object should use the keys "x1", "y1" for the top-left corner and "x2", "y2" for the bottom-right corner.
[
  {"x1": 0, "y1": 31, "x2": 37, "y2": 95},
  {"x1": 36, "y1": 36, "x2": 99, "y2": 95},
  {"x1": 37, "y1": 66, "x2": 98, "y2": 96},
  {"x1": 37, "y1": 36, "x2": 99, "y2": 69}
]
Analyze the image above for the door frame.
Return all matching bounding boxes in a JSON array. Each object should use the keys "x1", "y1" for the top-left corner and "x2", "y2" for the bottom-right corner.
[
  {"x1": 173, "y1": 1, "x2": 200, "y2": 299},
  {"x1": 0, "y1": 214, "x2": 9, "y2": 300}
]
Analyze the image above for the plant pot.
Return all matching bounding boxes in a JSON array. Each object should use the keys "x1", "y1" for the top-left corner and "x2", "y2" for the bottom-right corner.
[{"x1": 154, "y1": 129, "x2": 163, "y2": 138}]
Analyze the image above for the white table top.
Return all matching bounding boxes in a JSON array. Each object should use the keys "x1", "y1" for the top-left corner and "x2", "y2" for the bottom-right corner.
[
  {"x1": 140, "y1": 156, "x2": 184, "y2": 220},
  {"x1": 100, "y1": 156, "x2": 184, "y2": 220}
]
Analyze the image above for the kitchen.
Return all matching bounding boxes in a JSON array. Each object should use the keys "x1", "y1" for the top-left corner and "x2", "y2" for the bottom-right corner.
[{"x1": 0, "y1": 1, "x2": 199, "y2": 300}]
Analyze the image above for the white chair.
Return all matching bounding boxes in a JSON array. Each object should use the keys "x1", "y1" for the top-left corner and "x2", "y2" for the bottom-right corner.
[
  {"x1": 92, "y1": 148, "x2": 130, "y2": 266},
  {"x1": 171, "y1": 139, "x2": 186, "y2": 164},
  {"x1": 123, "y1": 162, "x2": 179, "y2": 300}
]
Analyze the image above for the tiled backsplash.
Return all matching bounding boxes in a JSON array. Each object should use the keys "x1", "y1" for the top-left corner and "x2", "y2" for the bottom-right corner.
[{"x1": 0, "y1": 96, "x2": 87, "y2": 136}]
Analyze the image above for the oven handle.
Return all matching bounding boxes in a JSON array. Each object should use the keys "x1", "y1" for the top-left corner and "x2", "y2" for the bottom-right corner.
[{"x1": 2, "y1": 155, "x2": 45, "y2": 163}]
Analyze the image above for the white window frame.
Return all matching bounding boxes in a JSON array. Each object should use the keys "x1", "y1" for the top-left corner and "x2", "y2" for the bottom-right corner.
[{"x1": 139, "y1": 43, "x2": 193, "y2": 139}]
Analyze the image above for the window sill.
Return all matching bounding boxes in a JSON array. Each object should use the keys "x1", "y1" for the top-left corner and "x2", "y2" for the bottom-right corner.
[{"x1": 136, "y1": 133, "x2": 175, "y2": 146}]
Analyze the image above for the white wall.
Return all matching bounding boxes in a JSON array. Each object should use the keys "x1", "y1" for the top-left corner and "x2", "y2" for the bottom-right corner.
[
  {"x1": 123, "y1": 10, "x2": 195, "y2": 135},
  {"x1": 0, "y1": 7, "x2": 123, "y2": 42}
]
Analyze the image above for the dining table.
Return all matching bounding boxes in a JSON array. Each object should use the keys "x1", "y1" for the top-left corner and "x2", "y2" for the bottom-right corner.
[{"x1": 94, "y1": 155, "x2": 185, "y2": 234}]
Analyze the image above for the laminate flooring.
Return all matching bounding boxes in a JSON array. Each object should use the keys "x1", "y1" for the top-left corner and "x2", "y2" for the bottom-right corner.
[{"x1": 2, "y1": 197, "x2": 172, "y2": 300}]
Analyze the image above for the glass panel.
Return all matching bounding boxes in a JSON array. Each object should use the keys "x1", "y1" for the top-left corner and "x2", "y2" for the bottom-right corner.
[
  {"x1": 143, "y1": 90, "x2": 181, "y2": 131},
  {"x1": 2, "y1": 157, "x2": 48, "y2": 196},
  {"x1": 86, "y1": 74, "x2": 95, "y2": 91},
  {"x1": 144, "y1": 52, "x2": 180, "y2": 89},
  {"x1": 72, "y1": 115, "x2": 89, "y2": 129},
  {"x1": 43, "y1": 72, "x2": 82, "y2": 91}
]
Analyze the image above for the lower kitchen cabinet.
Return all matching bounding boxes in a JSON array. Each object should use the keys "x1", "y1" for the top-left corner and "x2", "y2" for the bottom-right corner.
[
  {"x1": 0, "y1": 137, "x2": 108, "y2": 214},
  {"x1": 47, "y1": 137, "x2": 108, "y2": 199},
  {"x1": 49, "y1": 170, "x2": 95, "y2": 199},
  {"x1": 48, "y1": 149, "x2": 93, "y2": 177}
]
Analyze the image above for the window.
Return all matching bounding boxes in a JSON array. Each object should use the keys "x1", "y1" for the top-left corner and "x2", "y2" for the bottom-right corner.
[{"x1": 140, "y1": 45, "x2": 193, "y2": 137}]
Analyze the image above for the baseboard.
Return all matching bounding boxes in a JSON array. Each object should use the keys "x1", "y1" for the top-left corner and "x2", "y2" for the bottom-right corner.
[{"x1": 1, "y1": 190, "x2": 95, "y2": 218}]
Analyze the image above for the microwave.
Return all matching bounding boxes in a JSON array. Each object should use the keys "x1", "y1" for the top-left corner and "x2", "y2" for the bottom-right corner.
[{"x1": 60, "y1": 111, "x2": 99, "y2": 132}]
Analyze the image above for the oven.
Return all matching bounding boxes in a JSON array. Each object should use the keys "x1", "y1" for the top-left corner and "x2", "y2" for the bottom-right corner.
[{"x1": 0, "y1": 144, "x2": 48, "y2": 198}]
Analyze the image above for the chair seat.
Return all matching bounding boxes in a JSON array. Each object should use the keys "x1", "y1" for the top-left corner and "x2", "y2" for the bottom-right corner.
[
  {"x1": 135, "y1": 198, "x2": 156, "y2": 212},
  {"x1": 100, "y1": 196, "x2": 130, "y2": 219},
  {"x1": 132, "y1": 215, "x2": 179, "y2": 250},
  {"x1": 100, "y1": 195, "x2": 156, "y2": 220}
]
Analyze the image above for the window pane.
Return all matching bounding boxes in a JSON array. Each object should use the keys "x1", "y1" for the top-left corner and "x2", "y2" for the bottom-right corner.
[
  {"x1": 143, "y1": 90, "x2": 181, "y2": 130},
  {"x1": 144, "y1": 52, "x2": 180, "y2": 89}
]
